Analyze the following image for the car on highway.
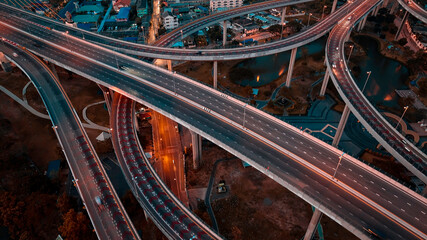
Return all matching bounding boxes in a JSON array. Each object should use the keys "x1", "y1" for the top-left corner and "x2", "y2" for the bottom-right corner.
[
  {"x1": 95, "y1": 196, "x2": 105, "y2": 211},
  {"x1": 12, "y1": 52, "x2": 18, "y2": 57},
  {"x1": 332, "y1": 62, "x2": 337, "y2": 68},
  {"x1": 118, "y1": 65, "x2": 129, "y2": 71}
]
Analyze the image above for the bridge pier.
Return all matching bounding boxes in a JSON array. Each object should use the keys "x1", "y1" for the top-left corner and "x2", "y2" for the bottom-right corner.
[
  {"x1": 213, "y1": 61, "x2": 218, "y2": 89},
  {"x1": 331, "y1": 0, "x2": 338, "y2": 13},
  {"x1": 280, "y1": 7, "x2": 287, "y2": 39},
  {"x1": 382, "y1": 0, "x2": 389, "y2": 7},
  {"x1": 285, "y1": 47, "x2": 297, "y2": 87},
  {"x1": 390, "y1": 0, "x2": 399, "y2": 14},
  {"x1": 357, "y1": 16, "x2": 367, "y2": 31},
  {"x1": 332, "y1": 105, "x2": 350, "y2": 146},
  {"x1": 373, "y1": 5, "x2": 380, "y2": 16},
  {"x1": 303, "y1": 208, "x2": 323, "y2": 240},
  {"x1": 223, "y1": 21, "x2": 227, "y2": 47},
  {"x1": 0, "y1": 52, "x2": 12, "y2": 72},
  {"x1": 319, "y1": 70, "x2": 330, "y2": 97},
  {"x1": 98, "y1": 84, "x2": 113, "y2": 113},
  {"x1": 190, "y1": 130, "x2": 202, "y2": 169},
  {"x1": 395, "y1": 11, "x2": 409, "y2": 40},
  {"x1": 167, "y1": 59, "x2": 173, "y2": 71}
]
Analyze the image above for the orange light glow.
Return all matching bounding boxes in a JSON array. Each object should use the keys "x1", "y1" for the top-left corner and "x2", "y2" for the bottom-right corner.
[
  {"x1": 256, "y1": 75, "x2": 260, "y2": 82},
  {"x1": 278, "y1": 67, "x2": 285, "y2": 76},
  {"x1": 384, "y1": 94, "x2": 393, "y2": 101}
]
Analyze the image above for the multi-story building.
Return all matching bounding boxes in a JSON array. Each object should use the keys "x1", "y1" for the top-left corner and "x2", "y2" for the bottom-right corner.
[
  {"x1": 210, "y1": 0, "x2": 242, "y2": 11},
  {"x1": 162, "y1": 11, "x2": 179, "y2": 30}
]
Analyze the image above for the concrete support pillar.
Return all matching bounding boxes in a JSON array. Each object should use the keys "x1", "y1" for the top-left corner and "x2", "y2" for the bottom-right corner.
[
  {"x1": 190, "y1": 131, "x2": 202, "y2": 169},
  {"x1": 357, "y1": 16, "x2": 367, "y2": 31},
  {"x1": 280, "y1": 7, "x2": 287, "y2": 39},
  {"x1": 344, "y1": 33, "x2": 350, "y2": 42},
  {"x1": 382, "y1": 0, "x2": 389, "y2": 7},
  {"x1": 331, "y1": 0, "x2": 338, "y2": 13},
  {"x1": 213, "y1": 61, "x2": 218, "y2": 89},
  {"x1": 303, "y1": 208, "x2": 323, "y2": 240},
  {"x1": 167, "y1": 59, "x2": 172, "y2": 71},
  {"x1": 360, "y1": 16, "x2": 368, "y2": 30},
  {"x1": 332, "y1": 105, "x2": 350, "y2": 147},
  {"x1": 373, "y1": 5, "x2": 380, "y2": 16},
  {"x1": 319, "y1": 70, "x2": 330, "y2": 97},
  {"x1": 222, "y1": 21, "x2": 227, "y2": 47},
  {"x1": 285, "y1": 47, "x2": 297, "y2": 88},
  {"x1": 0, "y1": 52, "x2": 11, "y2": 72},
  {"x1": 395, "y1": 11, "x2": 409, "y2": 40},
  {"x1": 390, "y1": 0, "x2": 399, "y2": 14},
  {"x1": 49, "y1": 62, "x2": 59, "y2": 79},
  {"x1": 98, "y1": 83, "x2": 113, "y2": 113}
]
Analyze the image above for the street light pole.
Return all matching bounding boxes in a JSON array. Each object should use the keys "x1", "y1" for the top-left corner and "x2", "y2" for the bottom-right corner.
[
  {"x1": 395, "y1": 106, "x2": 409, "y2": 129},
  {"x1": 321, "y1": 5, "x2": 327, "y2": 20},
  {"x1": 361, "y1": 71, "x2": 371, "y2": 93},
  {"x1": 65, "y1": 31, "x2": 70, "y2": 45},
  {"x1": 307, "y1": 13, "x2": 312, "y2": 26},
  {"x1": 243, "y1": 103, "x2": 248, "y2": 128},
  {"x1": 173, "y1": 71, "x2": 177, "y2": 94},
  {"x1": 332, "y1": 154, "x2": 344, "y2": 178},
  {"x1": 347, "y1": 44, "x2": 354, "y2": 62}
]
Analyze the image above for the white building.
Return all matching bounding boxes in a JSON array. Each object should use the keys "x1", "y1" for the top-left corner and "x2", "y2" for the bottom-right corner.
[
  {"x1": 210, "y1": 0, "x2": 242, "y2": 11},
  {"x1": 162, "y1": 11, "x2": 179, "y2": 30}
]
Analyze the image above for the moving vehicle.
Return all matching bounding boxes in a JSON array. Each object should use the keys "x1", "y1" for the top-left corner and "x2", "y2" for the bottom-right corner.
[{"x1": 95, "y1": 196, "x2": 105, "y2": 211}]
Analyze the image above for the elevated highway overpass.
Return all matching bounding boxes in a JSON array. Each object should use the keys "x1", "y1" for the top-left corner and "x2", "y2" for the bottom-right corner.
[
  {"x1": 396, "y1": 0, "x2": 427, "y2": 24},
  {"x1": 0, "y1": 1, "x2": 356, "y2": 61},
  {"x1": 0, "y1": 41, "x2": 140, "y2": 240},
  {"x1": 111, "y1": 95, "x2": 222, "y2": 239},
  {"x1": 325, "y1": 0, "x2": 427, "y2": 186},
  {"x1": 1, "y1": 17, "x2": 426, "y2": 239}
]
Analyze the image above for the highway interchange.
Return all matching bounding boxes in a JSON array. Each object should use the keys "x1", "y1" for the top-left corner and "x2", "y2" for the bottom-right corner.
[
  {"x1": 0, "y1": 5, "x2": 426, "y2": 238},
  {"x1": 0, "y1": 41, "x2": 139, "y2": 239},
  {"x1": 0, "y1": 0, "x2": 427, "y2": 239},
  {"x1": 326, "y1": 0, "x2": 427, "y2": 188}
]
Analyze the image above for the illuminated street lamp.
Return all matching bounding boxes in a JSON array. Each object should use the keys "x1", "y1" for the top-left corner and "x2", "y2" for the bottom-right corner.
[
  {"x1": 332, "y1": 153, "x2": 345, "y2": 178},
  {"x1": 347, "y1": 44, "x2": 354, "y2": 62},
  {"x1": 307, "y1": 13, "x2": 313, "y2": 26},
  {"x1": 395, "y1": 106, "x2": 409, "y2": 129},
  {"x1": 321, "y1": 5, "x2": 327, "y2": 20},
  {"x1": 65, "y1": 30, "x2": 70, "y2": 45},
  {"x1": 361, "y1": 71, "x2": 371, "y2": 93}
]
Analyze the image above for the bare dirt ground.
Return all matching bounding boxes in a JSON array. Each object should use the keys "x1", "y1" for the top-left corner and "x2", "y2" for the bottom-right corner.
[
  {"x1": 186, "y1": 140, "x2": 357, "y2": 240},
  {"x1": 0, "y1": 67, "x2": 60, "y2": 169},
  {"x1": 54, "y1": 66, "x2": 112, "y2": 153}
]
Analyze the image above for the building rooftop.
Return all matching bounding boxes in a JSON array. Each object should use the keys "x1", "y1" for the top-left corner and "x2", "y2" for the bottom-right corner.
[
  {"x1": 77, "y1": 4, "x2": 104, "y2": 14},
  {"x1": 117, "y1": 6, "x2": 130, "y2": 20},
  {"x1": 73, "y1": 14, "x2": 100, "y2": 23}
]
